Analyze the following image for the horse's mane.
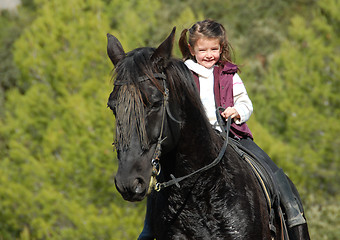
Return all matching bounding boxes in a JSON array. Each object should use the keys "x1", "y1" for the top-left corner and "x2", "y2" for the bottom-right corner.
[
  {"x1": 108, "y1": 46, "x2": 219, "y2": 152},
  {"x1": 164, "y1": 58, "x2": 221, "y2": 151}
]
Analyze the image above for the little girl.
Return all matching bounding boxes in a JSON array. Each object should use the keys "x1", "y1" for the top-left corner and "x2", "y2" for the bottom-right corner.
[
  {"x1": 179, "y1": 19, "x2": 253, "y2": 140},
  {"x1": 178, "y1": 19, "x2": 305, "y2": 228}
]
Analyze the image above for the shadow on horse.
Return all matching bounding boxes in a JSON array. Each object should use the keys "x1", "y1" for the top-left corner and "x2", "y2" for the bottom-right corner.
[{"x1": 106, "y1": 28, "x2": 310, "y2": 240}]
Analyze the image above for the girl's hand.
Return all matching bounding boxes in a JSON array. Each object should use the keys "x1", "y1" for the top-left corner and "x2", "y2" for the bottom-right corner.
[{"x1": 221, "y1": 107, "x2": 240, "y2": 121}]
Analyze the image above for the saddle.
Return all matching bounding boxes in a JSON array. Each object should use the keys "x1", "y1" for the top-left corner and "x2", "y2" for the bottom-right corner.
[
  {"x1": 216, "y1": 109, "x2": 290, "y2": 239},
  {"x1": 228, "y1": 138, "x2": 285, "y2": 236}
]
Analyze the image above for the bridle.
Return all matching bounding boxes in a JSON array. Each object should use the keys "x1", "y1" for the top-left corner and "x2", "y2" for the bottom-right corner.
[
  {"x1": 151, "y1": 106, "x2": 231, "y2": 193},
  {"x1": 116, "y1": 72, "x2": 285, "y2": 238},
  {"x1": 115, "y1": 72, "x2": 230, "y2": 195}
]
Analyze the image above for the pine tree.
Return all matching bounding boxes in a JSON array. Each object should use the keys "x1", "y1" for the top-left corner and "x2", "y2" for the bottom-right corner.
[
  {"x1": 252, "y1": 0, "x2": 340, "y2": 195},
  {"x1": 0, "y1": 0, "x2": 143, "y2": 238}
]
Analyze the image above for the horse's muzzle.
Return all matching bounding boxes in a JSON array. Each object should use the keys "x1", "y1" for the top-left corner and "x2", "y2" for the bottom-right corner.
[{"x1": 114, "y1": 176, "x2": 148, "y2": 202}]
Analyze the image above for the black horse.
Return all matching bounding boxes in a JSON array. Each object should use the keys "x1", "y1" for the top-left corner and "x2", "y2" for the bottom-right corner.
[{"x1": 107, "y1": 28, "x2": 310, "y2": 239}]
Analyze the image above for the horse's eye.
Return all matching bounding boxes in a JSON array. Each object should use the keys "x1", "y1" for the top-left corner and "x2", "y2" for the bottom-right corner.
[{"x1": 151, "y1": 101, "x2": 162, "y2": 109}]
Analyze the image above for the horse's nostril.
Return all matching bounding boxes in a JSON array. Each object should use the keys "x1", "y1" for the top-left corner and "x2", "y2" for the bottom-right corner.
[
  {"x1": 115, "y1": 176, "x2": 147, "y2": 201},
  {"x1": 133, "y1": 178, "x2": 144, "y2": 194}
]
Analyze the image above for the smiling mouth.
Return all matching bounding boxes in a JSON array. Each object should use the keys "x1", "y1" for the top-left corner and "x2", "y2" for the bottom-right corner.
[
  {"x1": 203, "y1": 60, "x2": 215, "y2": 66},
  {"x1": 204, "y1": 59, "x2": 216, "y2": 64}
]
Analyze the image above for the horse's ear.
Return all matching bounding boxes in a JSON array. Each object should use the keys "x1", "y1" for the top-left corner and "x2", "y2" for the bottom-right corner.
[
  {"x1": 151, "y1": 27, "x2": 176, "y2": 62},
  {"x1": 107, "y1": 33, "x2": 125, "y2": 66}
]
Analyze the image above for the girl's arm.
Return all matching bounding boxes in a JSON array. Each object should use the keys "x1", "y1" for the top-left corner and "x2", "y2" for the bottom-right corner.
[{"x1": 229, "y1": 73, "x2": 253, "y2": 124}]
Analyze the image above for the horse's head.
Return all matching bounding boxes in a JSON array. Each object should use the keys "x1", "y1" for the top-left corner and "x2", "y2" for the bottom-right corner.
[{"x1": 107, "y1": 28, "x2": 186, "y2": 201}]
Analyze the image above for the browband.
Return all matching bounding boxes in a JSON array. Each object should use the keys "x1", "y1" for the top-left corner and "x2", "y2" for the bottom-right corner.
[{"x1": 114, "y1": 72, "x2": 166, "y2": 86}]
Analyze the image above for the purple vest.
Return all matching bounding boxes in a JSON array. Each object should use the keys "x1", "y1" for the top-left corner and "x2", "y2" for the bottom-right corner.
[{"x1": 192, "y1": 62, "x2": 253, "y2": 139}]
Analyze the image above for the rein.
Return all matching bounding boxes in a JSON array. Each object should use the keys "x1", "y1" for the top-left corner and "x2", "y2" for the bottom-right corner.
[{"x1": 153, "y1": 108, "x2": 231, "y2": 192}]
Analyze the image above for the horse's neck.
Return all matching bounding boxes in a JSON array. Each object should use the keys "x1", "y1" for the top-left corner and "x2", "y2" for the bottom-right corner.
[{"x1": 171, "y1": 119, "x2": 220, "y2": 175}]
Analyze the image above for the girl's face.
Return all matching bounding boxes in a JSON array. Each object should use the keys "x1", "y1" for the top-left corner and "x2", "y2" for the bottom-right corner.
[{"x1": 189, "y1": 37, "x2": 222, "y2": 69}]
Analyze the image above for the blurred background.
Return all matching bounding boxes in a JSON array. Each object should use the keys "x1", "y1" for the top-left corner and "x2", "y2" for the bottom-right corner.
[{"x1": 0, "y1": 0, "x2": 339, "y2": 239}]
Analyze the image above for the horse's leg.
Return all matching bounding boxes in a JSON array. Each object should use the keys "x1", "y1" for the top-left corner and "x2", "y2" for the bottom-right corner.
[{"x1": 138, "y1": 196, "x2": 155, "y2": 240}]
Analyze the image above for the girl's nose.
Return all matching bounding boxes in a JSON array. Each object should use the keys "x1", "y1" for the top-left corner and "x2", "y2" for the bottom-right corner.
[{"x1": 206, "y1": 50, "x2": 213, "y2": 58}]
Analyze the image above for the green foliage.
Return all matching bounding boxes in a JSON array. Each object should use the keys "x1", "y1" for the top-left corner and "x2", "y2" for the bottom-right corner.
[
  {"x1": 104, "y1": 0, "x2": 203, "y2": 57},
  {"x1": 0, "y1": 0, "x2": 339, "y2": 239},
  {"x1": 13, "y1": 0, "x2": 109, "y2": 94},
  {"x1": 0, "y1": 13, "x2": 20, "y2": 91},
  {"x1": 105, "y1": 0, "x2": 161, "y2": 49},
  {"x1": 305, "y1": 195, "x2": 340, "y2": 240},
  {"x1": 0, "y1": 0, "x2": 145, "y2": 238},
  {"x1": 250, "y1": 0, "x2": 340, "y2": 196},
  {"x1": 0, "y1": 6, "x2": 36, "y2": 114}
]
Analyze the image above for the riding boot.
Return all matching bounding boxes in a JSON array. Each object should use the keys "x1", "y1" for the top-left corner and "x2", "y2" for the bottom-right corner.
[
  {"x1": 138, "y1": 196, "x2": 155, "y2": 240},
  {"x1": 274, "y1": 168, "x2": 306, "y2": 228}
]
